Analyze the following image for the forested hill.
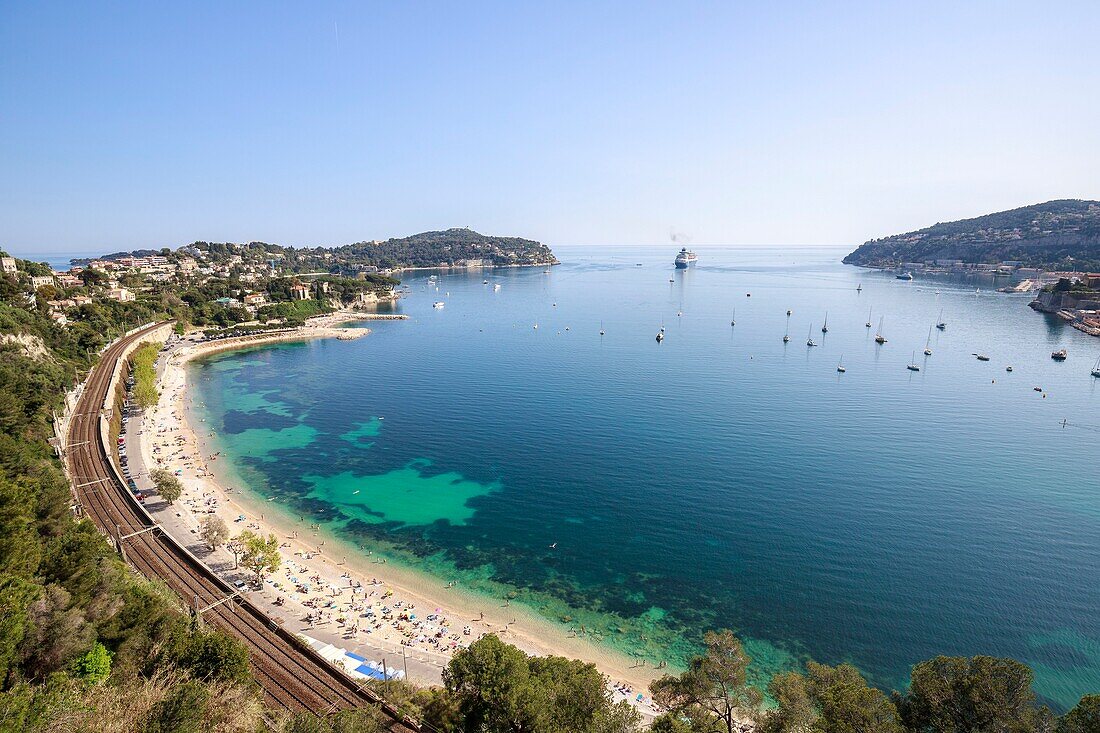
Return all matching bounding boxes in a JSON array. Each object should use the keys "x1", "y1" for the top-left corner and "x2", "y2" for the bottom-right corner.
[
  {"x1": 82, "y1": 228, "x2": 557, "y2": 274},
  {"x1": 844, "y1": 200, "x2": 1100, "y2": 270},
  {"x1": 331, "y1": 228, "x2": 557, "y2": 270}
]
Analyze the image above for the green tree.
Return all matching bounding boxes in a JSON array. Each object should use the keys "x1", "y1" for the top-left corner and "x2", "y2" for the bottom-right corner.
[
  {"x1": 0, "y1": 577, "x2": 40, "y2": 685},
  {"x1": 899, "y1": 656, "x2": 1040, "y2": 733},
  {"x1": 72, "y1": 641, "x2": 112, "y2": 684},
  {"x1": 150, "y1": 468, "x2": 182, "y2": 504},
  {"x1": 650, "y1": 630, "x2": 762, "y2": 733},
  {"x1": 443, "y1": 633, "x2": 638, "y2": 733},
  {"x1": 238, "y1": 530, "x2": 280, "y2": 586},
  {"x1": 199, "y1": 515, "x2": 229, "y2": 551},
  {"x1": 1059, "y1": 695, "x2": 1100, "y2": 733},
  {"x1": 174, "y1": 628, "x2": 252, "y2": 683},
  {"x1": 803, "y1": 662, "x2": 901, "y2": 733},
  {"x1": 760, "y1": 670, "x2": 816, "y2": 733}
]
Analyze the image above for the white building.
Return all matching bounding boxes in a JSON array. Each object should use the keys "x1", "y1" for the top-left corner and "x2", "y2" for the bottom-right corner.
[
  {"x1": 1, "y1": 257, "x2": 16, "y2": 274},
  {"x1": 106, "y1": 288, "x2": 135, "y2": 302}
]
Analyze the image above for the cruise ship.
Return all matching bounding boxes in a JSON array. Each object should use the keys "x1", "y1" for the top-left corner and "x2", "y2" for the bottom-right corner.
[{"x1": 674, "y1": 248, "x2": 698, "y2": 268}]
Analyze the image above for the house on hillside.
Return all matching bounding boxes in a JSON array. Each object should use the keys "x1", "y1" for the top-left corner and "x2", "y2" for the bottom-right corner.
[
  {"x1": 106, "y1": 288, "x2": 135, "y2": 302},
  {"x1": 290, "y1": 283, "x2": 311, "y2": 300},
  {"x1": 1, "y1": 257, "x2": 16, "y2": 274}
]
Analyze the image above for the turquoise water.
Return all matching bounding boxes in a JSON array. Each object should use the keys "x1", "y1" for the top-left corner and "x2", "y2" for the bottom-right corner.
[{"x1": 188, "y1": 246, "x2": 1100, "y2": 709}]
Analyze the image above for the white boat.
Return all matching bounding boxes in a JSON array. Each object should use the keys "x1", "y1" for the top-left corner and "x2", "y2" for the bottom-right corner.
[
  {"x1": 599, "y1": 321, "x2": 605, "y2": 336},
  {"x1": 674, "y1": 248, "x2": 698, "y2": 268},
  {"x1": 806, "y1": 326, "x2": 817, "y2": 347},
  {"x1": 821, "y1": 312, "x2": 828, "y2": 333},
  {"x1": 433, "y1": 301, "x2": 445, "y2": 308},
  {"x1": 730, "y1": 309, "x2": 736, "y2": 327},
  {"x1": 655, "y1": 331, "x2": 664, "y2": 343},
  {"x1": 783, "y1": 313, "x2": 791, "y2": 343},
  {"x1": 923, "y1": 326, "x2": 933, "y2": 356},
  {"x1": 494, "y1": 284, "x2": 501, "y2": 291},
  {"x1": 974, "y1": 353, "x2": 990, "y2": 361},
  {"x1": 907, "y1": 351, "x2": 920, "y2": 371},
  {"x1": 837, "y1": 355, "x2": 846, "y2": 373},
  {"x1": 875, "y1": 316, "x2": 887, "y2": 344},
  {"x1": 936, "y1": 309, "x2": 946, "y2": 331},
  {"x1": 1092, "y1": 356, "x2": 1100, "y2": 378},
  {"x1": 865, "y1": 307, "x2": 872, "y2": 328}
]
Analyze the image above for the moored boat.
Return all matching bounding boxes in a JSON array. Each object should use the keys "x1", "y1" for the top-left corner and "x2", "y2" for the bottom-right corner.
[{"x1": 1051, "y1": 349, "x2": 1067, "y2": 361}]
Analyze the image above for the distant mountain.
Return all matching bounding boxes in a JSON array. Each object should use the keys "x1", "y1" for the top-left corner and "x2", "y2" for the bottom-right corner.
[{"x1": 844, "y1": 200, "x2": 1100, "y2": 270}]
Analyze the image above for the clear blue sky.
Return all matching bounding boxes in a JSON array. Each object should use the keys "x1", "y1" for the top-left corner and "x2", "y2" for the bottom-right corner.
[{"x1": 2, "y1": 1, "x2": 1098, "y2": 255}]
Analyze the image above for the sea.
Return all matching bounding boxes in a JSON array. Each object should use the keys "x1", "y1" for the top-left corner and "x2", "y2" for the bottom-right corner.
[{"x1": 186, "y1": 245, "x2": 1100, "y2": 710}]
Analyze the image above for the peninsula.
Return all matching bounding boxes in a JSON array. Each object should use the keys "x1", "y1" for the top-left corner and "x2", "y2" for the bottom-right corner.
[{"x1": 844, "y1": 199, "x2": 1100, "y2": 271}]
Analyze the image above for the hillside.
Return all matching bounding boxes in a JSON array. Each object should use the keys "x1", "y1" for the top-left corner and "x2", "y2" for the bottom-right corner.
[
  {"x1": 844, "y1": 199, "x2": 1100, "y2": 270},
  {"x1": 334, "y1": 228, "x2": 557, "y2": 270},
  {"x1": 80, "y1": 228, "x2": 557, "y2": 274}
]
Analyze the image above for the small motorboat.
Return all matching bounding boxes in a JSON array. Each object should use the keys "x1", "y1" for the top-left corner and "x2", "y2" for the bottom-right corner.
[
  {"x1": 1051, "y1": 349, "x2": 1067, "y2": 361},
  {"x1": 1033, "y1": 386, "x2": 1043, "y2": 392},
  {"x1": 433, "y1": 301, "x2": 445, "y2": 308},
  {"x1": 1006, "y1": 366, "x2": 1013, "y2": 372},
  {"x1": 974, "y1": 353, "x2": 990, "y2": 361}
]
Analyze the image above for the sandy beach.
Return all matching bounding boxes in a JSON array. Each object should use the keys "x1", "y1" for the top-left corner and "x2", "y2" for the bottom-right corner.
[{"x1": 135, "y1": 311, "x2": 664, "y2": 715}]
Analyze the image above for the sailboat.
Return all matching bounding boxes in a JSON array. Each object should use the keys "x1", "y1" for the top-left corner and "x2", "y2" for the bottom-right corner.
[
  {"x1": 655, "y1": 330, "x2": 664, "y2": 343},
  {"x1": 821, "y1": 312, "x2": 829, "y2": 333},
  {"x1": 856, "y1": 283, "x2": 862, "y2": 292},
  {"x1": 837, "y1": 355, "x2": 846, "y2": 373},
  {"x1": 865, "y1": 307, "x2": 872, "y2": 328},
  {"x1": 1092, "y1": 355, "x2": 1100, "y2": 378},
  {"x1": 874, "y1": 316, "x2": 887, "y2": 344},
  {"x1": 936, "y1": 309, "x2": 946, "y2": 330},
  {"x1": 923, "y1": 326, "x2": 933, "y2": 356},
  {"x1": 907, "y1": 351, "x2": 921, "y2": 371},
  {"x1": 599, "y1": 321, "x2": 605, "y2": 336},
  {"x1": 806, "y1": 325, "x2": 817, "y2": 347},
  {"x1": 783, "y1": 313, "x2": 791, "y2": 343},
  {"x1": 730, "y1": 309, "x2": 735, "y2": 327}
]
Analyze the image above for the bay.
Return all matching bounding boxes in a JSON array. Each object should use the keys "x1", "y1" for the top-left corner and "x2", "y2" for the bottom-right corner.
[{"x1": 188, "y1": 245, "x2": 1100, "y2": 709}]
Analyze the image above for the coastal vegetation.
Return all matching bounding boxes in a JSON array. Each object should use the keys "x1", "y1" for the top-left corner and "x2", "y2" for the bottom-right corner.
[
  {"x1": 150, "y1": 468, "x2": 183, "y2": 504},
  {"x1": 128, "y1": 341, "x2": 161, "y2": 409},
  {"x1": 81, "y1": 227, "x2": 557, "y2": 277},
  {"x1": 844, "y1": 199, "x2": 1100, "y2": 270}
]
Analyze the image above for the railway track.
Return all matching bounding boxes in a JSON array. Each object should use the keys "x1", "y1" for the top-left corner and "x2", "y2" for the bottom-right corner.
[{"x1": 66, "y1": 323, "x2": 420, "y2": 730}]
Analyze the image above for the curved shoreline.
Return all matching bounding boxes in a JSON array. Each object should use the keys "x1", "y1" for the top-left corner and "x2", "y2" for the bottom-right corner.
[{"x1": 142, "y1": 310, "x2": 664, "y2": 716}]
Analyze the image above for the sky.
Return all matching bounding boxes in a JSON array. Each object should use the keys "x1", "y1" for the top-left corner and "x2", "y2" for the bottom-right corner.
[{"x1": 2, "y1": 1, "x2": 1099, "y2": 256}]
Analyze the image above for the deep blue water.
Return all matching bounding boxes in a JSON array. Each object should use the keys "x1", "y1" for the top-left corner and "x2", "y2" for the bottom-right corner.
[{"x1": 190, "y1": 246, "x2": 1100, "y2": 708}]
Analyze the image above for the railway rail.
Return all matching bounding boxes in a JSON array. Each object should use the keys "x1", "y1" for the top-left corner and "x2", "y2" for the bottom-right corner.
[{"x1": 66, "y1": 323, "x2": 420, "y2": 730}]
